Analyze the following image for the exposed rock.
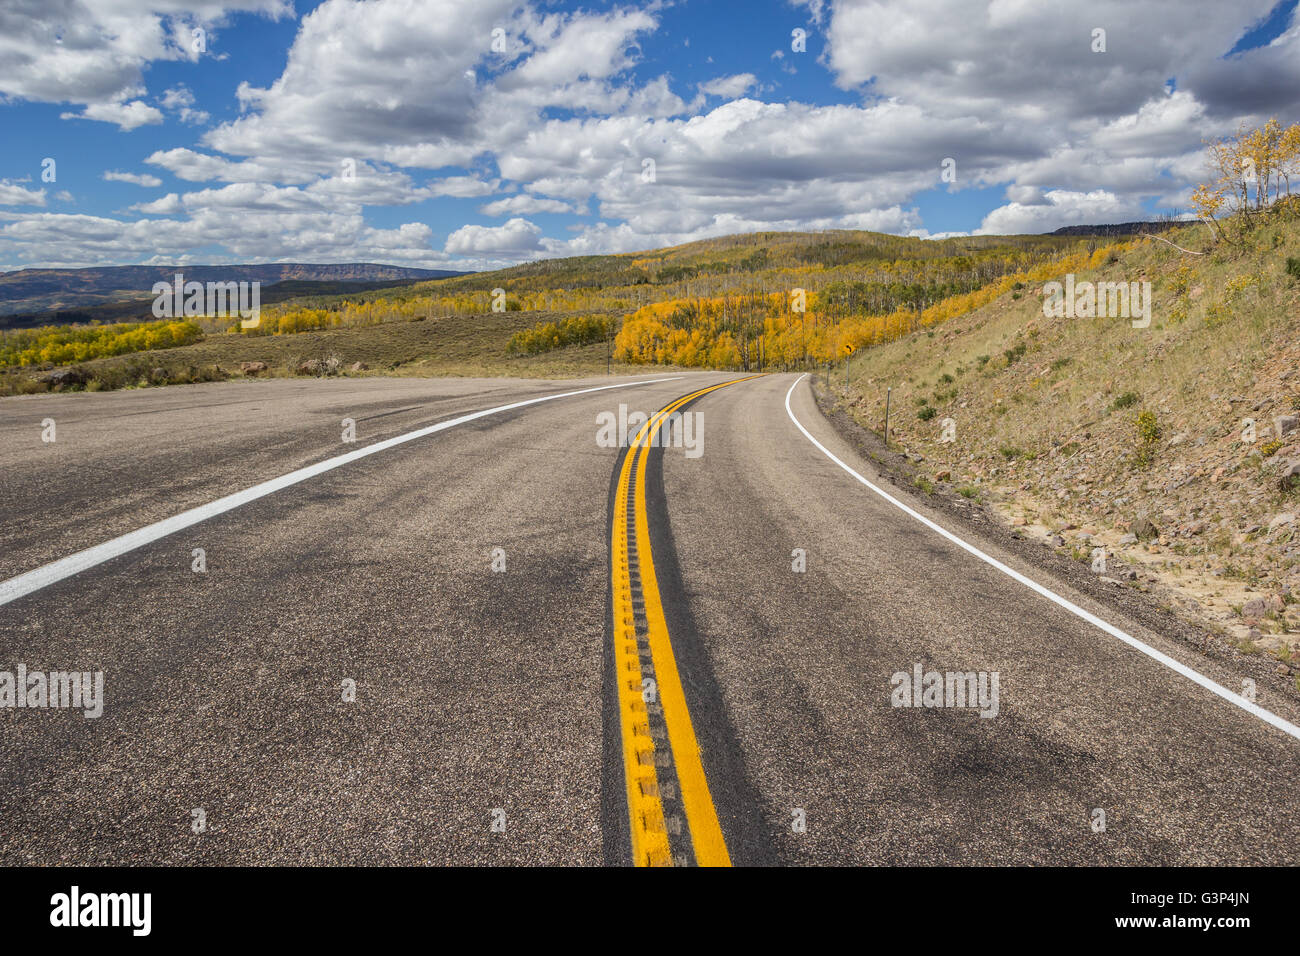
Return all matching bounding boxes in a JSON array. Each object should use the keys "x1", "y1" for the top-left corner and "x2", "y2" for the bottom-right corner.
[
  {"x1": 296, "y1": 359, "x2": 324, "y2": 375},
  {"x1": 38, "y1": 367, "x2": 87, "y2": 388},
  {"x1": 1275, "y1": 414, "x2": 1299, "y2": 438},
  {"x1": 1131, "y1": 513, "x2": 1159, "y2": 540},
  {"x1": 349, "y1": 361, "x2": 368, "y2": 372},
  {"x1": 1268, "y1": 513, "x2": 1296, "y2": 532},
  {"x1": 1242, "y1": 597, "x2": 1269, "y2": 618},
  {"x1": 240, "y1": 361, "x2": 268, "y2": 374}
]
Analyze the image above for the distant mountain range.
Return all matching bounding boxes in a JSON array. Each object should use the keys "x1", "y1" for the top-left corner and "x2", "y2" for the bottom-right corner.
[
  {"x1": 1048, "y1": 221, "x2": 1183, "y2": 237},
  {"x1": 0, "y1": 263, "x2": 467, "y2": 322}
]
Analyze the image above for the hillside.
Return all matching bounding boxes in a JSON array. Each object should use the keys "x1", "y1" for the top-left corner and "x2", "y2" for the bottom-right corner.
[
  {"x1": 821, "y1": 209, "x2": 1300, "y2": 672},
  {"x1": 0, "y1": 224, "x2": 1150, "y2": 393},
  {"x1": 0, "y1": 263, "x2": 465, "y2": 318}
]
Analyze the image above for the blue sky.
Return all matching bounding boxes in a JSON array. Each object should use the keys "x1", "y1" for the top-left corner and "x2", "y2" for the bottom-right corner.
[{"x1": 1, "y1": 0, "x2": 1298, "y2": 272}]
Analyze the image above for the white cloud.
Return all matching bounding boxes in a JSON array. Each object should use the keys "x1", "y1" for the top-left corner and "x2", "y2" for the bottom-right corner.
[
  {"x1": 104, "y1": 170, "x2": 164, "y2": 187},
  {"x1": 144, "y1": 148, "x2": 315, "y2": 184},
  {"x1": 0, "y1": 181, "x2": 46, "y2": 206},
  {"x1": 445, "y1": 217, "x2": 543, "y2": 255},
  {"x1": 61, "y1": 99, "x2": 164, "y2": 131},
  {"x1": 5, "y1": 0, "x2": 1299, "y2": 268},
  {"x1": 480, "y1": 194, "x2": 576, "y2": 216},
  {"x1": 426, "y1": 176, "x2": 500, "y2": 198},
  {"x1": 130, "y1": 193, "x2": 183, "y2": 215},
  {"x1": 160, "y1": 84, "x2": 210, "y2": 125},
  {"x1": 976, "y1": 189, "x2": 1145, "y2": 235},
  {"x1": 0, "y1": 1, "x2": 291, "y2": 124},
  {"x1": 697, "y1": 74, "x2": 757, "y2": 99}
]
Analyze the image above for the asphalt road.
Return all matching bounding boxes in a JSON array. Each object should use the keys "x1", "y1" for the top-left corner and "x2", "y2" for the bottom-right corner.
[{"x1": 1, "y1": 371, "x2": 1297, "y2": 865}]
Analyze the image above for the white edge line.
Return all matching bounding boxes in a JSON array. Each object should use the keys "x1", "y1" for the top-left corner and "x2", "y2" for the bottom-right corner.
[
  {"x1": 784, "y1": 373, "x2": 1300, "y2": 742},
  {"x1": 0, "y1": 376, "x2": 683, "y2": 608}
]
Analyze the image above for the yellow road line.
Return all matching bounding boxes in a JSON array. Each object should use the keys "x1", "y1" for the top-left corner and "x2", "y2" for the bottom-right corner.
[
  {"x1": 612, "y1": 376, "x2": 756, "y2": 866},
  {"x1": 611, "y1": 420, "x2": 671, "y2": 867}
]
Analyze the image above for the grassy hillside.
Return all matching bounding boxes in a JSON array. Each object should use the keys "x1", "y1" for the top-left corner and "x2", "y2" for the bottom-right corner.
[
  {"x1": 0, "y1": 307, "x2": 637, "y2": 394},
  {"x1": 2, "y1": 225, "x2": 1135, "y2": 393},
  {"x1": 823, "y1": 206, "x2": 1300, "y2": 668}
]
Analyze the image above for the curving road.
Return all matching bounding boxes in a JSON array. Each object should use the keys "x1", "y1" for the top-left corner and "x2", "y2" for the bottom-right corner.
[{"x1": 1, "y1": 371, "x2": 1297, "y2": 865}]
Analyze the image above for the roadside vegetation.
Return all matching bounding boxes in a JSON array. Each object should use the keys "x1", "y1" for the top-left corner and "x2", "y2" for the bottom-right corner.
[
  {"x1": 0, "y1": 319, "x2": 201, "y2": 369},
  {"x1": 827, "y1": 119, "x2": 1300, "y2": 668}
]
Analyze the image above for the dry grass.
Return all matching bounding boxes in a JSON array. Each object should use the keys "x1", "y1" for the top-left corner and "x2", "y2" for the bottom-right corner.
[
  {"x1": 833, "y1": 211, "x2": 1300, "y2": 658},
  {"x1": 0, "y1": 309, "x2": 648, "y2": 395}
]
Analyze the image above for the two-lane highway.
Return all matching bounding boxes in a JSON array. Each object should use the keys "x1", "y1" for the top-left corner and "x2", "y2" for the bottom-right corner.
[{"x1": 1, "y1": 371, "x2": 1297, "y2": 865}]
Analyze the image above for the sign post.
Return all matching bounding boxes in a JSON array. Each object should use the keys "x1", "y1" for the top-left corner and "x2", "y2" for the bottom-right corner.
[{"x1": 884, "y1": 386, "x2": 891, "y2": 447}]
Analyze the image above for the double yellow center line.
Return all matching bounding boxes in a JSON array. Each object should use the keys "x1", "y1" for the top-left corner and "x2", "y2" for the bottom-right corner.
[{"x1": 610, "y1": 377, "x2": 753, "y2": 867}]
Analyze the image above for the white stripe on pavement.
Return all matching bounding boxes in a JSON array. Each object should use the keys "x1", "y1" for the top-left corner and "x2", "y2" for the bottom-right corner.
[
  {"x1": 0, "y1": 376, "x2": 681, "y2": 608},
  {"x1": 784, "y1": 373, "x2": 1300, "y2": 742}
]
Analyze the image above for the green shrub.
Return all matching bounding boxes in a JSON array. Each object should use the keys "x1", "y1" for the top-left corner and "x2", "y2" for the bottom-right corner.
[
  {"x1": 507, "y1": 314, "x2": 614, "y2": 355},
  {"x1": 1135, "y1": 409, "x2": 1161, "y2": 467},
  {"x1": 1110, "y1": 391, "x2": 1140, "y2": 411}
]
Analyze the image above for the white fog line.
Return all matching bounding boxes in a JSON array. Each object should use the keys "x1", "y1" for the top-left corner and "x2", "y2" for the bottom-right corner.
[
  {"x1": 784, "y1": 373, "x2": 1300, "y2": 743},
  {"x1": 0, "y1": 376, "x2": 682, "y2": 608}
]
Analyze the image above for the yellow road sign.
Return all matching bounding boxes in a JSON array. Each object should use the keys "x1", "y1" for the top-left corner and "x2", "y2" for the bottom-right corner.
[{"x1": 842, "y1": 343, "x2": 855, "y2": 355}]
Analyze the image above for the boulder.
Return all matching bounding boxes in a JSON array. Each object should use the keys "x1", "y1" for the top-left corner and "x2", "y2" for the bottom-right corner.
[
  {"x1": 1275, "y1": 414, "x2": 1299, "y2": 438},
  {"x1": 1242, "y1": 597, "x2": 1269, "y2": 618},
  {"x1": 38, "y1": 367, "x2": 87, "y2": 388},
  {"x1": 1131, "y1": 513, "x2": 1159, "y2": 540},
  {"x1": 240, "y1": 361, "x2": 268, "y2": 375}
]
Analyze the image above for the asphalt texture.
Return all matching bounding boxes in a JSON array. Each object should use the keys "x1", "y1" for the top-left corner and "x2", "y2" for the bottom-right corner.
[{"x1": 1, "y1": 371, "x2": 1297, "y2": 864}]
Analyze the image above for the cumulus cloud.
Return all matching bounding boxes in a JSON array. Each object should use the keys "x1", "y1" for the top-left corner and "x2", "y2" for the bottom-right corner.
[
  {"x1": 480, "y1": 194, "x2": 577, "y2": 216},
  {"x1": 3, "y1": 0, "x2": 1300, "y2": 267},
  {"x1": 104, "y1": 170, "x2": 164, "y2": 187},
  {"x1": 0, "y1": 181, "x2": 46, "y2": 206},
  {"x1": 976, "y1": 189, "x2": 1145, "y2": 235},
  {"x1": 61, "y1": 99, "x2": 164, "y2": 131},
  {"x1": 445, "y1": 217, "x2": 543, "y2": 255},
  {"x1": 0, "y1": 1, "x2": 291, "y2": 125}
]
